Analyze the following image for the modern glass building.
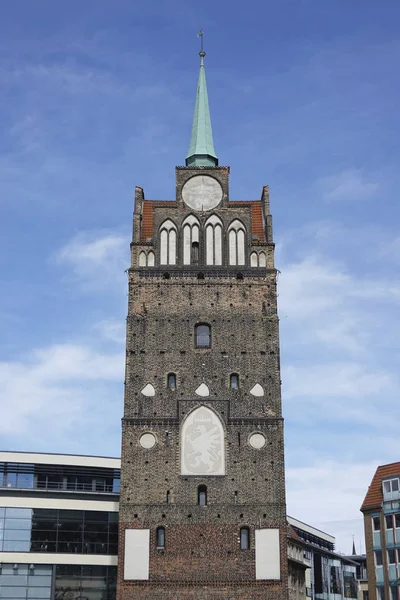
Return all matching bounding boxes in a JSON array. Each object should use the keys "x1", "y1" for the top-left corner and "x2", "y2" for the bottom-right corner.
[{"x1": 0, "y1": 451, "x2": 120, "y2": 600}]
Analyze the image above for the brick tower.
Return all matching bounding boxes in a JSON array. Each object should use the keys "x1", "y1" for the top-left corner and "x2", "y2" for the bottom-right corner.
[{"x1": 117, "y1": 47, "x2": 288, "y2": 600}]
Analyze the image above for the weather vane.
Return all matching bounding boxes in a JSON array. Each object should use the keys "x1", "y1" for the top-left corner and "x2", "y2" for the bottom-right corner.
[{"x1": 197, "y1": 28, "x2": 204, "y2": 53}]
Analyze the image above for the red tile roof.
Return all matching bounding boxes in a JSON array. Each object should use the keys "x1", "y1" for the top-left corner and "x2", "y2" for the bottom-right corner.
[{"x1": 361, "y1": 462, "x2": 400, "y2": 511}]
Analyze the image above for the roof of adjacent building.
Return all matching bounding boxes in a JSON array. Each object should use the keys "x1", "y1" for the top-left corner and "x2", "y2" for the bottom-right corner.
[
  {"x1": 361, "y1": 461, "x2": 400, "y2": 511},
  {"x1": 140, "y1": 200, "x2": 265, "y2": 243},
  {"x1": 0, "y1": 450, "x2": 121, "y2": 470}
]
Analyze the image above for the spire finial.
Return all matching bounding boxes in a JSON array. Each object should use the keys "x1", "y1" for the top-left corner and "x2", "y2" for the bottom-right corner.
[{"x1": 186, "y1": 30, "x2": 218, "y2": 168}]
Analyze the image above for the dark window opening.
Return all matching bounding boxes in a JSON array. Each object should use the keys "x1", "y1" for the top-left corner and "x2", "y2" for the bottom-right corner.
[
  {"x1": 373, "y1": 516, "x2": 381, "y2": 531},
  {"x1": 240, "y1": 527, "x2": 250, "y2": 550},
  {"x1": 167, "y1": 373, "x2": 176, "y2": 390},
  {"x1": 230, "y1": 373, "x2": 239, "y2": 389},
  {"x1": 386, "y1": 515, "x2": 394, "y2": 530},
  {"x1": 195, "y1": 324, "x2": 211, "y2": 348},
  {"x1": 166, "y1": 491, "x2": 171, "y2": 504},
  {"x1": 198, "y1": 485, "x2": 207, "y2": 506},
  {"x1": 197, "y1": 272, "x2": 205, "y2": 280},
  {"x1": 234, "y1": 491, "x2": 238, "y2": 504},
  {"x1": 156, "y1": 526, "x2": 165, "y2": 548},
  {"x1": 163, "y1": 272, "x2": 170, "y2": 280},
  {"x1": 191, "y1": 242, "x2": 199, "y2": 265}
]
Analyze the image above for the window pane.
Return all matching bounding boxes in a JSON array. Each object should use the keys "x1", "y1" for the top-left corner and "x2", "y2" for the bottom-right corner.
[
  {"x1": 393, "y1": 479, "x2": 399, "y2": 492},
  {"x1": 196, "y1": 325, "x2": 210, "y2": 348},
  {"x1": 374, "y1": 516, "x2": 381, "y2": 531},
  {"x1": 5, "y1": 518, "x2": 32, "y2": 530},
  {"x1": 375, "y1": 551, "x2": 383, "y2": 566},
  {"x1": 384, "y1": 481, "x2": 392, "y2": 493},
  {"x1": 388, "y1": 549, "x2": 396, "y2": 564},
  {"x1": 386, "y1": 515, "x2": 393, "y2": 529},
  {"x1": 395, "y1": 514, "x2": 400, "y2": 528},
  {"x1": 156, "y1": 527, "x2": 165, "y2": 548},
  {"x1": 230, "y1": 374, "x2": 239, "y2": 389},
  {"x1": 168, "y1": 374, "x2": 176, "y2": 390},
  {"x1": 6, "y1": 508, "x2": 32, "y2": 519},
  {"x1": 240, "y1": 528, "x2": 249, "y2": 550}
]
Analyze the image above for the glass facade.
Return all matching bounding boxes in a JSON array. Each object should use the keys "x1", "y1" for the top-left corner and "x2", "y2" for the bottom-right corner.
[
  {"x1": 0, "y1": 462, "x2": 120, "y2": 494},
  {"x1": 55, "y1": 565, "x2": 117, "y2": 600},
  {"x1": 0, "y1": 563, "x2": 52, "y2": 600},
  {"x1": 0, "y1": 507, "x2": 118, "y2": 554},
  {"x1": 0, "y1": 564, "x2": 117, "y2": 600}
]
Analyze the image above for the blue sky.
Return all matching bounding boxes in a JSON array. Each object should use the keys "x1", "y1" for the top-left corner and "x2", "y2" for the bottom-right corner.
[{"x1": 1, "y1": 0, "x2": 399, "y2": 553}]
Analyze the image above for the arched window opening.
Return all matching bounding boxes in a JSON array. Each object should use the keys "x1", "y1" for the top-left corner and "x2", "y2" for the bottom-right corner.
[
  {"x1": 147, "y1": 251, "x2": 155, "y2": 266},
  {"x1": 240, "y1": 527, "x2": 250, "y2": 550},
  {"x1": 183, "y1": 215, "x2": 200, "y2": 265},
  {"x1": 139, "y1": 252, "x2": 146, "y2": 266},
  {"x1": 160, "y1": 219, "x2": 177, "y2": 265},
  {"x1": 191, "y1": 241, "x2": 199, "y2": 265},
  {"x1": 259, "y1": 252, "x2": 266, "y2": 267},
  {"x1": 167, "y1": 373, "x2": 176, "y2": 390},
  {"x1": 205, "y1": 215, "x2": 223, "y2": 265},
  {"x1": 230, "y1": 373, "x2": 239, "y2": 389},
  {"x1": 198, "y1": 485, "x2": 207, "y2": 506},
  {"x1": 195, "y1": 323, "x2": 211, "y2": 348},
  {"x1": 166, "y1": 490, "x2": 171, "y2": 504},
  {"x1": 228, "y1": 220, "x2": 246, "y2": 266},
  {"x1": 250, "y1": 252, "x2": 258, "y2": 267},
  {"x1": 156, "y1": 526, "x2": 165, "y2": 548}
]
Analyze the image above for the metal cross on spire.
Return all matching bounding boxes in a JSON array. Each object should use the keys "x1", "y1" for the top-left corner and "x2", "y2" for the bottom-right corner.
[{"x1": 197, "y1": 28, "x2": 204, "y2": 52}]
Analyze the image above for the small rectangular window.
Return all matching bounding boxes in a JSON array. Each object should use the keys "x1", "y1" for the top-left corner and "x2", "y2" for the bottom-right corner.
[
  {"x1": 395, "y1": 514, "x2": 400, "y2": 528},
  {"x1": 375, "y1": 551, "x2": 383, "y2": 566},
  {"x1": 390, "y1": 587, "x2": 398, "y2": 600},
  {"x1": 388, "y1": 549, "x2": 396, "y2": 564},
  {"x1": 384, "y1": 481, "x2": 392, "y2": 493},
  {"x1": 240, "y1": 527, "x2": 250, "y2": 550},
  {"x1": 393, "y1": 480, "x2": 400, "y2": 492}
]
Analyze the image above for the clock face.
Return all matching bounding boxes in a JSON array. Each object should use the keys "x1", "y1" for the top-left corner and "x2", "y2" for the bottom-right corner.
[{"x1": 182, "y1": 175, "x2": 223, "y2": 212}]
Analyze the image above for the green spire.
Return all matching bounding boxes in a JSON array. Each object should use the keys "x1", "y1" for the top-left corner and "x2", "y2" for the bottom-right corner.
[{"x1": 186, "y1": 50, "x2": 218, "y2": 167}]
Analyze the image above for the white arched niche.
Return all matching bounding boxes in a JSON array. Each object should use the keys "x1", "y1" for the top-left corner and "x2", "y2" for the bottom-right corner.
[
  {"x1": 160, "y1": 219, "x2": 177, "y2": 265},
  {"x1": 182, "y1": 214, "x2": 200, "y2": 265},
  {"x1": 205, "y1": 214, "x2": 222, "y2": 265},
  {"x1": 181, "y1": 406, "x2": 225, "y2": 476},
  {"x1": 228, "y1": 219, "x2": 246, "y2": 266}
]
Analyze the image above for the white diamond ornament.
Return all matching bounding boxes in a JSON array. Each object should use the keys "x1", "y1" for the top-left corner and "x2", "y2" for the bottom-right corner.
[
  {"x1": 250, "y1": 383, "x2": 264, "y2": 397},
  {"x1": 195, "y1": 383, "x2": 210, "y2": 397},
  {"x1": 141, "y1": 383, "x2": 155, "y2": 397}
]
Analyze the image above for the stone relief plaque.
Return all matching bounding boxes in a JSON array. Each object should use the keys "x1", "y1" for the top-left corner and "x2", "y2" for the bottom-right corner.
[{"x1": 181, "y1": 406, "x2": 225, "y2": 475}]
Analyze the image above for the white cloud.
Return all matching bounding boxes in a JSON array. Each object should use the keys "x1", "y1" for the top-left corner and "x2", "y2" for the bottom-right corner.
[
  {"x1": 287, "y1": 460, "x2": 378, "y2": 553},
  {"x1": 316, "y1": 169, "x2": 378, "y2": 203},
  {"x1": 0, "y1": 339, "x2": 124, "y2": 452},
  {"x1": 56, "y1": 232, "x2": 129, "y2": 291}
]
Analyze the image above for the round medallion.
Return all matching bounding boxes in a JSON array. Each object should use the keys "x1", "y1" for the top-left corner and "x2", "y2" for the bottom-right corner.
[
  {"x1": 182, "y1": 175, "x2": 223, "y2": 211},
  {"x1": 139, "y1": 433, "x2": 156, "y2": 449},
  {"x1": 249, "y1": 433, "x2": 266, "y2": 449}
]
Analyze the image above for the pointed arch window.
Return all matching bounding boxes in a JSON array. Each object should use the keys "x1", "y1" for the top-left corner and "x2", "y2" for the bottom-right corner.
[
  {"x1": 156, "y1": 526, "x2": 165, "y2": 549},
  {"x1": 198, "y1": 485, "x2": 207, "y2": 506},
  {"x1": 240, "y1": 527, "x2": 250, "y2": 550},
  {"x1": 205, "y1": 215, "x2": 223, "y2": 265},
  {"x1": 228, "y1": 220, "x2": 246, "y2": 266},
  {"x1": 160, "y1": 219, "x2": 177, "y2": 265},
  {"x1": 182, "y1": 215, "x2": 200, "y2": 265}
]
